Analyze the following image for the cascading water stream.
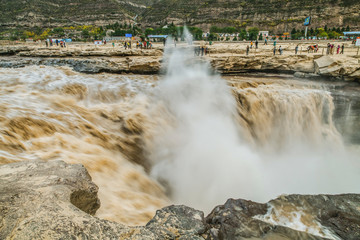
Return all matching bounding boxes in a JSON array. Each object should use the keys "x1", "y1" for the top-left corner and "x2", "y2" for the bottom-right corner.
[
  {"x1": 147, "y1": 29, "x2": 360, "y2": 214},
  {"x1": 0, "y1": 33, "x2": 358, "y2": 235}
]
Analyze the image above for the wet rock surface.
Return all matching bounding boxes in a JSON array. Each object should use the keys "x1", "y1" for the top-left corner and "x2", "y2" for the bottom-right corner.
[
  {"x1": 270, "y1": 194, "x2": 360, "y2": 240},
  {"x1": 1, "y1": 160, "x2": 359, "y2": 239},
  {"x1": 205, "y1": 198, "x2": 325, "y2": 240}
]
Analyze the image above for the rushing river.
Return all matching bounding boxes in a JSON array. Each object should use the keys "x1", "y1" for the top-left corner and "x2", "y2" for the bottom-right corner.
[{"x1": 0, "y1": 48, "x2": 359, "y2": 228}]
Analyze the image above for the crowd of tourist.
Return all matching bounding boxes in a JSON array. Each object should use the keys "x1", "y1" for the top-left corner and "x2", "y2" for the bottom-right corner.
[{"x1": 40, "y1": 36, "x2": 356, "y2": 57}]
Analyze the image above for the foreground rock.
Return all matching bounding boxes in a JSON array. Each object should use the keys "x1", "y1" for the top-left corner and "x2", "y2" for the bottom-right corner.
[
  {"x1": 1, "y1": 160, "x2": 359, "y2": 239},
  {"x1": 0, "y1": 160, "x2": 206, "y2": 239}
]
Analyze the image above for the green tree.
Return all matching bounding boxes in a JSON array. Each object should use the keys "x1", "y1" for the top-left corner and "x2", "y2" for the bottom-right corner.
[
  {"x1": 318, "y1": 32, "x2": 328, "y2": 39},
  {"x1": 239, "y1": 29, "x2": 247, "y2": 40},
  {"x1": 317, "y1": 28, "x2": 328, "y2": 39},
  {"x1": 145, "y1": 28, "x2": 154, "y2": 36},
  {"x1": 82, "y1": 29, "x2": 90, "y2": 40},
  {"x1": 292, "y1": 32, "x2": 302, "y2": 40},
  {"x1": 52, "y1": 27, "x2": 65, "y2": 37},
  {"x1": 328, "y1": 31, "x2": 341, "y2": 39},
  {"x1": 210, "y1": 26, "x2": 221, "y2": 33},
  {"x1": 309, "y1": 28, "x2": 314, "y2": 35},
  {"x1": 207, "y1": 33, "x2": 217, "y2": 41},
  {"x1": 346, "y1": 25, "x2": 350, "y2": 31},
  {"x1": 247, "y1": 27, "x2": 259, "y2": 40},
  {"x1": 223, "y1": 27, "x2": 236, "y2": 33},
  {"x1": 291, "y1": 28, "x2": 298, "y2": 39},
  {"x1": 188, "y1": 27, "x2": 203, "y2": 40}
]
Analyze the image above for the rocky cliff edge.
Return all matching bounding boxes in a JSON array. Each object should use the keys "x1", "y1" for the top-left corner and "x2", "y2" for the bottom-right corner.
[{"x1": 0, "y1": 160, "x2": 359, "y2": 240}]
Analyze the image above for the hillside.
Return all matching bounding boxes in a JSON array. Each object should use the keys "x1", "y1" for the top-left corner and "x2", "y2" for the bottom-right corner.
[
  {"x1": 139, "y1": 0, "x2": 360, "y2": 32},
  {"x1": 0, "y1": 0, "x2": 359, "y2": 34},
  {"x1": 0, "y1": 0, "x2": 149, "y2": 31}
]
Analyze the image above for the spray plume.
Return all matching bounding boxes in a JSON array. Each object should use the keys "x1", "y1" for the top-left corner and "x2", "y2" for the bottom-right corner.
[{"x1": 148, "y1": 27, "x2": 360, "y2": 212}]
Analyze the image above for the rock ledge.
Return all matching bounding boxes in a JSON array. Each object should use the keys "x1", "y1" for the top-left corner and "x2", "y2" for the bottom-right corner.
[{"x1": 0, "y1": 160, "x2": 359, "y2": 239}]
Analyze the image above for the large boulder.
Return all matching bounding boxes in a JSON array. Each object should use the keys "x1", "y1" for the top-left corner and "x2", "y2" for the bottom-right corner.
[
  {"x1": 206, "y1": 198, "x2": 325, "y2": 240},
  {"x1": 0, "y1": 160, "x2": 205, "y2": 239},
  {"x1": 0, "y1": 160, "x2": 129, "y2": 239},
  {"x1": 314, "y1": 56, "x2": 336, "y2": 72},
  {"x1": 314, "y1": 56, "x2": 360, "y2": 81}
]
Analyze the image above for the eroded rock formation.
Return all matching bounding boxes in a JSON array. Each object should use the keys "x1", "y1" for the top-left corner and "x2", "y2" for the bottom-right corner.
[
  {"x1": 0, "y1": 160, "x2": 359, "y2": 239},
  {"x1": 0, "y1": 44, "x2": 359, "y2": 81}
]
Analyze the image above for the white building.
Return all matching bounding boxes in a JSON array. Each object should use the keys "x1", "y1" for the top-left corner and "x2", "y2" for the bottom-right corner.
[{"x1": 259, "y1": 31, "x2": 269, "y2": 37}]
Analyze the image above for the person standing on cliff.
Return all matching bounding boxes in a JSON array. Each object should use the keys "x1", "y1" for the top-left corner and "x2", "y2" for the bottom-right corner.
[
  {"x1": 326, "y1": 43, "x2": 330, "y2": 55},
  {"x1": 255, "y1": 40, "x2": 258, "y2": 49},
  {"x1": 246, "y1": 45, "x2": 249, "y2": 55},
  {"x1": 337, "y1": 45, "x2": 340, "y2": 54},
  {"x1": 341, "y1": 44, "x2": 344, "y2": 54},
  {"x1": 295, "y1": 45, "x2": 299, "y2": 54},
  {"x1": 273, "y1": 46, "x2": 276, "y2": 55},
  {"x1": 279, "y1": 46, "x2": 283, "y2": 55},
  {"x1": 274, "y1": 40, "x2": 277, "y2": 47},
  {"x1": 264, "y1": 38, "x2": 268, "y2": 45},
  {"x1": 250, "y1": 41, "x2": 253, "y2": 49}
]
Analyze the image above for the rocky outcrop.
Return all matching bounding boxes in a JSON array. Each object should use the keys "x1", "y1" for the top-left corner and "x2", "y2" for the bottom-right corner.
[
  {"x1": 0, "y1": 160, "x2": 205, "y2": 239},
  {"x1": 1, "y1": 160, "x2": 359, "y2": 239},
  {"x1": 0, "y1": 44, "x2": 359, "y2": 81},
  {"x1": 0, "y1": 46, "x2": 162, "y2": 57},
  {"x1": 210, "y1": 54, "x2": 315, "y2": 74},
  {"x1": 315, "y1": 55, "x2": 360, "y2": 81},
  {"x1": 0, "y1": 57, "x2": 161, "y2": 74},
  {"x1": 206, "y1": 198, "x2": 324, "y2": 240}
]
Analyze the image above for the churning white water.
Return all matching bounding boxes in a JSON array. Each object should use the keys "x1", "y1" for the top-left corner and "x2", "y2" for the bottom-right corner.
[
  {"x1": 0, "y1": 33, "x2": 359, "y2": 229},
  {"x1": 148, "y1": 33, "x2": 360, "y2": 212}
]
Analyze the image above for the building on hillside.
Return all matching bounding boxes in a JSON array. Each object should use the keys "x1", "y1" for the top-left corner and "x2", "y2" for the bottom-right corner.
[
  {"x1": 343, "y1": 31, "x2": 360, "y2": 39},
  {"x1": 259, "y1": 31, "x2": 269, "y2": 38},
  {"x1": 202, "y1": 32, "x2": 210, "y2": 38},
  {"x1": 147, "y1": 35, "x2": 168, "y2": 42}
]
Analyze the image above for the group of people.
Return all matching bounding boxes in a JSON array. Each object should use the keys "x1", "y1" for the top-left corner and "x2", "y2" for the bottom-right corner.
[
  {"x1": 245, "y1": 41, "x2": 346, "y2": 56},
  {"x1": 123, "y1": 41, "x2": 132, "y2": 49},
  {"x1": 327, "y1": 43, "x2": 344, "y2": 54},
  {"x1": 45, "y1": 39, "x2": 66, "y2": 48},
  {"x1": 122, "y1": 40, "x2": 154, "y2": 49},
  {"x1": 250, "y1": 40, "x2": 259, "y2": 49},
  {"x1": 273, "y1": 46, "x2": 283, "y2": 55},
  {"x1": 136, "y1": 40, "x2": 153, "y2": 49},
  {"x1": 307, "y1": 44, "x2": 319, "y2": 53},
  {"x1": 194, "y1": 45, "x2": 208, "y2": 56}
]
